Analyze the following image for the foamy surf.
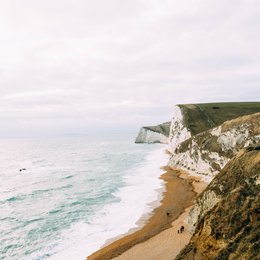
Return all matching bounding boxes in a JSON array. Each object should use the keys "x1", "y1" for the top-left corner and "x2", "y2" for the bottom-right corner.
[
  {"x1": 38, "y1": 148, "x2": 168, "y2": 260},
  {"x1": 0, "y1": 137, "x2": 168, "y2": 260}
]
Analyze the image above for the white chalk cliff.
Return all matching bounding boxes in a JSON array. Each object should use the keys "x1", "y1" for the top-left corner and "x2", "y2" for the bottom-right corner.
[
  {"x1": 135, "y1": 128, "x2": 169, "y2": 144},
  {"x1": 168, "y1": 111, "x2": 260, "y2": 182},
  {"x1": 168, "y1": 106, "x2": 191, "y2": 153},
  {"x1": 135, "y1": 122, "x2": 170, "y2": 144}
]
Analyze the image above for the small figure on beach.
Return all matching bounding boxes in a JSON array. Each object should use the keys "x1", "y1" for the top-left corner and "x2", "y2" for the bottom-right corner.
[
  {"x1": 180, "y1": 225, "x2": 184, "y2": 233},
  {"x1": 178, "y1": 225, "x2": 185, "y2": 234},
  {"x1": 166, "y1": 212, "x2": 170, "y2": 217}
]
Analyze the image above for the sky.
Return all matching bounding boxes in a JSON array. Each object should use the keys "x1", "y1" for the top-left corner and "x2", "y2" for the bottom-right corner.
[{"x1": 0, "y1": 0, "x2": 260, "y2": 137}]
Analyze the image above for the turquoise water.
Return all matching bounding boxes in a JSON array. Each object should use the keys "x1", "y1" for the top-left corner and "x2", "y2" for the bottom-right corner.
[{"x1": 0, "y1": 135, "x2": 167, "y2": 259}]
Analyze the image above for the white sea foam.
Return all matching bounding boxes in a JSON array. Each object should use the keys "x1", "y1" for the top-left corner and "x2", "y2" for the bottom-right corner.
[{"x1": 34, "y1": 146, "x2": 169, "y2": 260}]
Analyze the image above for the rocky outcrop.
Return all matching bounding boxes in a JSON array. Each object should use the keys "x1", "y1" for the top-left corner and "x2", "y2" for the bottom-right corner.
[
  {"x1": 135, "y1": 122, "x2": 170, "y2": 144},
  {"x1": 176, "y1": 146, "x2": 260, "y2": 260},
  {"x1": 168, "y1": 113, "x2": 260, "y2": 182}
]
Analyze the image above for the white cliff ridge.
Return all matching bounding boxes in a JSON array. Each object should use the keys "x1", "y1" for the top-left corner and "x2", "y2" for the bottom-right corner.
[{"x1": 135, "y1": 103, "x2": 260, "y2": 146}]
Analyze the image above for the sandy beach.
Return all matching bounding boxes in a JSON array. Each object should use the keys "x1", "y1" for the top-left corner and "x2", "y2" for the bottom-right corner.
[{"x1": 87, "y1": 167, "x2": 207, "y2": 260}]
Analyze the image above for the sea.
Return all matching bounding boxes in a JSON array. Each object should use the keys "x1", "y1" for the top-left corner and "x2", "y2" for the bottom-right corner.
[{"x1": 0, "y1": 135, "x2": 168, "y2": 259}]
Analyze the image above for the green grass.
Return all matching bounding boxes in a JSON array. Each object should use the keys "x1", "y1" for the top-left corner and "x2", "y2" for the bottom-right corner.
[
  {"x1": 179, "y1": 102, "x2": 260, "y2": 135},
  {"x1": 143, "y1": 121, "x2": 171, "y2": 136}
]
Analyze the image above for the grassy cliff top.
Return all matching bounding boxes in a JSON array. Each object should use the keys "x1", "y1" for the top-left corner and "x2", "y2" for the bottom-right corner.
[
  {"x1": 143, "y1": 121, "x2": 171, "y2": 136},
  {"x1": 178, "y1": 102, "x2": 260, "y2": 135}
]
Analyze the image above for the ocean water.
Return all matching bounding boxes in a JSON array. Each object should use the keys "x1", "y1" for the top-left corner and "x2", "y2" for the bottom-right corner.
[{"x1": 0, "y1": 135, "x2": 168, "y2": 259}]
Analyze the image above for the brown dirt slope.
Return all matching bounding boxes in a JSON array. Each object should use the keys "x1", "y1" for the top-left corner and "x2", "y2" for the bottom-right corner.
[{"x1": 176, "y1": 145, "x2": 260, "y2": 260}]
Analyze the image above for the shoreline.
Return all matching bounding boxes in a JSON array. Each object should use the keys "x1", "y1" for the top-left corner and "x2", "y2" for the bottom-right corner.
[{"x1": 87, "y1": 167, "x2": 207, "y2": 260}]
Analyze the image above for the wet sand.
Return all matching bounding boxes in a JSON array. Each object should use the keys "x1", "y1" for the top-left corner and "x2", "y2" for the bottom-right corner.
[{"x1": 87, "y1": 167, "x2": 207, "y2": 260}]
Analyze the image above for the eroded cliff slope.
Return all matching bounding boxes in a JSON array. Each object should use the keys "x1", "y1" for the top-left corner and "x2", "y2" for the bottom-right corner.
[{"x1": 176, "y1": 146, "x2": 260, "y2": 260}]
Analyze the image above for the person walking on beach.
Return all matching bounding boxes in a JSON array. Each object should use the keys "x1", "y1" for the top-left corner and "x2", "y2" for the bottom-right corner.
[
  {"x1": 180, "y1": 226, "x2": 184, "y2": 233},
  {"x1": 178, "y1": 226, "x2": 185, "y2": 234}
]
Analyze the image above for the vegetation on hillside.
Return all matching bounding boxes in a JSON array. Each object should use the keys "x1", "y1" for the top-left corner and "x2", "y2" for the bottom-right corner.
[
  {"x1": 176, "y1": 146, "x2": 260, "y2": 260},
  {"x1": 179, "y1": 102, "x2": 260, "y2": 135}
]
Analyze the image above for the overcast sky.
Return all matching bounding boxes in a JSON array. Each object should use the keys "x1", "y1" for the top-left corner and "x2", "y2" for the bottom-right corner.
[{"x1": 0, "y1": 0, "x2": 260, "y2": 137}]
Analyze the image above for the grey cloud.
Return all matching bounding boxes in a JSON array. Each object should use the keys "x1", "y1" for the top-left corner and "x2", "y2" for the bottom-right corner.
[{"x1": 0, "y1": 0, "x2": 259, "y2": 137}]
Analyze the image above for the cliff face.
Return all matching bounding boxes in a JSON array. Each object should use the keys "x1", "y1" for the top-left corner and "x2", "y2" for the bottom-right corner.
[
  {"x1": 168, "y1": 106, "x2": 192, "y2": 152},
  {"x1": 135, "y1": 122, "x2": 170, "y2": 144},
  {"x1": 168, "y1": 102, "x2": 260, "y2": 153},
  {"x1": 134, "y1": 102, "x2": 260, "y2": 259},
  {"x1": 168, "y1": 113, "x2": 260, "y2": 181},
  {"x1": 176, "y1": 146, "x2": 260, "y2": 260},
  {"x1": 136, "y1": 102, "x2": 260, "y2": 145}
]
